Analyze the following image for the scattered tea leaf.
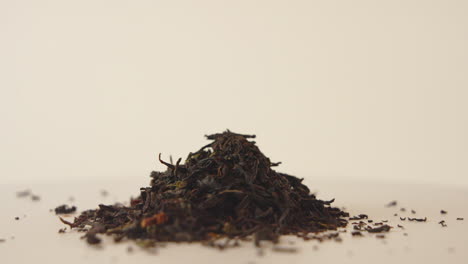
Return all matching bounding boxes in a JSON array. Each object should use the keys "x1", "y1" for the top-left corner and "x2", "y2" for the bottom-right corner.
[
  {"x1": 367, "y1": 225, "x2": 392, "y2": 233},
  {"x1": 54, "y1": 205, "x2": 77, "y2": 215},
  {"x1": 349, "y1": 214, "x2": 368, "y2": 220},
  {"x1": 408, "y1": 217, "x2": 427, "y2": 222}
]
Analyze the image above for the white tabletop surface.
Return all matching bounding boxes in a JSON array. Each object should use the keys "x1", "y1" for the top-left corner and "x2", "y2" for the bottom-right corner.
[{"x1": 1, "y1": 179, "x2": 467, "y2": 264}]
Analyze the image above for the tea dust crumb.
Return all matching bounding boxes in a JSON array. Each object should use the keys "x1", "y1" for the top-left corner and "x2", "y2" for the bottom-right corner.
[
  {"x1": 16, "y1": 190, "x2": 31, "y2": 198},
  {"x1": 272, "y1": 246, "x2": 298, "y2": 253},
  {"x1": 54, "y1": 205, "x2": 77, "y2": 215}
]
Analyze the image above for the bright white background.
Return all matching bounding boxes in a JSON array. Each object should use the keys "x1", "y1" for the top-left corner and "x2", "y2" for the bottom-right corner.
[{"x1": 1, "y1": 0, "x2": 467, "y2": 186}]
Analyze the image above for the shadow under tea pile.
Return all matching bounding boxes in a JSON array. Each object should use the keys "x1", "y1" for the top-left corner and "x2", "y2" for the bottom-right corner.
[{"x1": 62, "y1": 131, "x2": 348, "y2": 246}]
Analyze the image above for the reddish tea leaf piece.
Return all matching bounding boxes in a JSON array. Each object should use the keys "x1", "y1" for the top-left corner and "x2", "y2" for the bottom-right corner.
[{"x1": 141, "y1": 212, "x2": 169, "y2": 228}]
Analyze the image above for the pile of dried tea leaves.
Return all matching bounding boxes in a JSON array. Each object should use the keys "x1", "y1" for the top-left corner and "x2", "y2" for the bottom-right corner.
[{"x1": 60, "y1": 131, "x2": 349, "y2": 247}]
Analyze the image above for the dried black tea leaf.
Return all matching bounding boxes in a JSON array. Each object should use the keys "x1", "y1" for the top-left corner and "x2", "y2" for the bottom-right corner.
[
  {"x1": 54, "y1": 205, "x2": 77, "y2": 215},
  {"x1": 349, "y1": 214, "x2": 368, "y2": 220},
  {"x1": 367, "y1": 225, "x2": 392, "y2": 233},
  {"x1": 408, "y1": 217, "x2": 427, "y2": 222}
]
